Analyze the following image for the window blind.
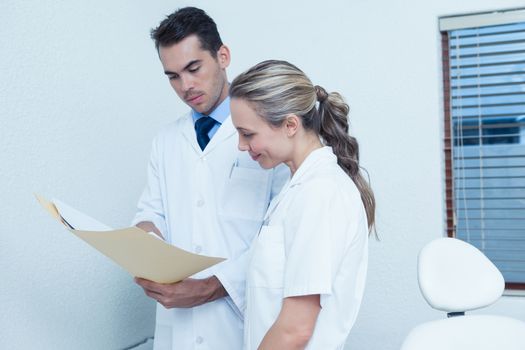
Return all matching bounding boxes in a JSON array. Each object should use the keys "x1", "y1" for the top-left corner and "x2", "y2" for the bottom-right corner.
[{"x1": 446, "y1": 20, "x2": 525, "y2": 288}]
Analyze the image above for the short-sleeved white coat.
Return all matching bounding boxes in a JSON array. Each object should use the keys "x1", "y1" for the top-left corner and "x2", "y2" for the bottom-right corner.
[{"x1": 244, "y1": 146, "x2": 369, "y2": 350}]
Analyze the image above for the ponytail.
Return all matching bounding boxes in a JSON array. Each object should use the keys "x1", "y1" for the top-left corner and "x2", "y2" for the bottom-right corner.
[{"x1": 315, "y1": 86, "x2": 376, "y2": 233}]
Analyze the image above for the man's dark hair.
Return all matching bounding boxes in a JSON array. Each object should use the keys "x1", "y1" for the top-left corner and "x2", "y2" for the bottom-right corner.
[{"x1": 151, "y1": 7, "x2": 223, "y2": 58}]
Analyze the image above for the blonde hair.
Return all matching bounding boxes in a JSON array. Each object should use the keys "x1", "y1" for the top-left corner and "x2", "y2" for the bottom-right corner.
[{"x1": 230, "y1": 60, "x2": 376, "y2": 232}]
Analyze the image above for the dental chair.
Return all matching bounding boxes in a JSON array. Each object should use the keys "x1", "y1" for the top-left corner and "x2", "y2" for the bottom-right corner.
[{"x1": 401, "y1": 237, "x2": 525, "y2": 350}]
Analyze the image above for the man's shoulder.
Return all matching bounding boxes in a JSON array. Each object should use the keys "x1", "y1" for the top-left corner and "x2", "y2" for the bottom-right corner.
[{"x1": 153, "y1": 111, "x2": 192, "y2": 139}]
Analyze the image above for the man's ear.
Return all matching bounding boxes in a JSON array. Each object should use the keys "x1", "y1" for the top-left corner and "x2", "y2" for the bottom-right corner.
[
  {"x1": 217, "y1": 45, "x2": 231, "y2": 69},
  {"x1": 284, "y1": 114, "x2": 300, "y2": 137}
]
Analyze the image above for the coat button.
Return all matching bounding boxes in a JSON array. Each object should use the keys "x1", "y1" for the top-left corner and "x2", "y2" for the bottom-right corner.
[
  {"x1": 196, "y1": 336, "x2": 203, "y2": 344},
  {"x1": 195, "y1": 245, "x2": 202, "y2": 254},
  {"x1": 196, "y1": 199, "x2": 204, "y2": 207}
]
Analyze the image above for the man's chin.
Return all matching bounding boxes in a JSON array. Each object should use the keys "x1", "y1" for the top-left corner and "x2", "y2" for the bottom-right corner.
[
  {"x1": 189, "y1": 106, "x2": 208, "y2": 115},
  {"x1": 193, "y1": 104, "x2": 213, "y2": 115}
]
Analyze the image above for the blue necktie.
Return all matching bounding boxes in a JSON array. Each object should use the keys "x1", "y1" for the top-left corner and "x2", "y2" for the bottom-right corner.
[{"x1": 195, "y1": 116, "x2": 216, "y2": 151}]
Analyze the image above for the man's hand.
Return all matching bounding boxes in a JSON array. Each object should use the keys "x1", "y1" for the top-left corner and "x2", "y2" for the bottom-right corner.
[
  {"x1": 135, "y1": 275, "x2": 227, "y2": 308},
  {"x1": 136, "y1": 221, "x2": 164, "y2": 240}
]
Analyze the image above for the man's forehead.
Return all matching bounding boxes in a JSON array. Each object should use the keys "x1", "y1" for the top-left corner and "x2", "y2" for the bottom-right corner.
[{"x1": 159, "y1": 37, "x2": 213, "y2": 71}]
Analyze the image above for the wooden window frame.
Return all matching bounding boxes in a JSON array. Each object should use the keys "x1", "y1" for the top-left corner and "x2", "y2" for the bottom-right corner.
[{"x1": 441, "y1": 29, "x2": 525, "y2": 291}]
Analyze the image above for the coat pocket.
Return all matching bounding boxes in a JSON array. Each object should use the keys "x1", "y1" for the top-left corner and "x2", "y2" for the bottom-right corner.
[
  {"x1": 219, "y1": 166, "x2": 270, "y2": 221},
  {"x1": 248, "y1": 225, "x2": 285, "y2": 289}
]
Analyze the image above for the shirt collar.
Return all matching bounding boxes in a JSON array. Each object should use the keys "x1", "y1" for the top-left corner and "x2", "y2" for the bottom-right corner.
[
  {"x1": 289, "y1": 146, "x2": 336, "y2": 186},
  {"x1": 262, "y1": 146, "x2": 335, "y2": 223},
  {"x1": 191, "y1": 96, "x2": 230, "y2": 125}
]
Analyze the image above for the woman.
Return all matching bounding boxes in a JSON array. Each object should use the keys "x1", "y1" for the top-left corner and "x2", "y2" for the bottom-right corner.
[{"x1": 230, "y1": 60, "x2": 375, "y2": 350}]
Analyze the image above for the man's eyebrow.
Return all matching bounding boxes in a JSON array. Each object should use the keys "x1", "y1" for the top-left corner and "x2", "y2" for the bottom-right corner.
[{"x1": 164, "y1": 59, "x2": 202, "y2": 75}]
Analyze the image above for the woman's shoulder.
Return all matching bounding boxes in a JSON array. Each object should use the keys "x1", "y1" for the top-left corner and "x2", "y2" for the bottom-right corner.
[
  {"x1": 293, "y1": 169, "x2": 359, "y2": 212},
  {"x1": 304, "y1": 162, "x2": 358, "y2": 192}
]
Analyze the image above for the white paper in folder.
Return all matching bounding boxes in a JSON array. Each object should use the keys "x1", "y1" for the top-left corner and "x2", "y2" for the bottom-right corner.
[{"x1": 35, "y1": 195, "x2": 225, "y2": 283}]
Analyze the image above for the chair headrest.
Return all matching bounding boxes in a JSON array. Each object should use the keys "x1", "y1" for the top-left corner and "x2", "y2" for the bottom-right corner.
[{"x1": 418, "y1": 237, "x2": 504, "y2": 312}]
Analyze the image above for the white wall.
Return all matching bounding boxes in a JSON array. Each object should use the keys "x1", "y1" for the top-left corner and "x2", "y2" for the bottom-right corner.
[
  {"x1": 0, "y1": 1, "x2": 176, "y2": 349},
  {"x1": 2, "y1": 1, "x2": 524, "y2": 349}
]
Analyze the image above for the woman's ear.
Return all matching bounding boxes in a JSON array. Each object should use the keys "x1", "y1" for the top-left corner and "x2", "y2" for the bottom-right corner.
[{"x1": 284, "y1": 114, "x2": 300, "y2": 137}]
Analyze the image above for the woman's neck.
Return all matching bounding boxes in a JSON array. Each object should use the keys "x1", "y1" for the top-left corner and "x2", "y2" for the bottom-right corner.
[{"x1": 285, "y1": 133, "x2": 323, "y2": 176}]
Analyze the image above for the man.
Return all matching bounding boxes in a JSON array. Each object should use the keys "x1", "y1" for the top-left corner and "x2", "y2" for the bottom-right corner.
[{"x1": 133, "y1": 7, "x2": 287, "y2": 350}]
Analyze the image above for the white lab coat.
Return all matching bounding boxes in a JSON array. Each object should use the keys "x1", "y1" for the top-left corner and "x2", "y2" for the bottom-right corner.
[
  {"x1": 133, "y1": 112, "x2": 288, "y2": 350},
  {"x1": 244, "y1": 147, "x2": 369, "y2": 350}
]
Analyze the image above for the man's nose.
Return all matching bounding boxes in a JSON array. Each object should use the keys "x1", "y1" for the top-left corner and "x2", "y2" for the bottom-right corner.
[{"x1": 181, "y1": 75, "x2": 194, "y2": 92}]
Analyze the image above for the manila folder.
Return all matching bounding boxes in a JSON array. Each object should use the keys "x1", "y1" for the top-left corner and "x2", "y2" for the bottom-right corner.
[{"x1": 36, "y1": 195, "x2": 225, "y2": 283}]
